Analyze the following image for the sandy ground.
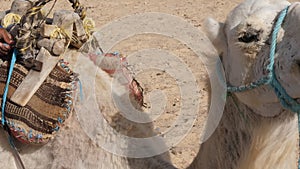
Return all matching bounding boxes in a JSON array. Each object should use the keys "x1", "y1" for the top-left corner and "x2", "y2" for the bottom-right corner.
[{"x1": 0, "y1": 0, "x2": 296, "y2": 169}]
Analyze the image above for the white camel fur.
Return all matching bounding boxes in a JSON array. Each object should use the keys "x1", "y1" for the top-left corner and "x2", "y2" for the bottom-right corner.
[{"x1": 190, "y1": 0, "x2": 300, "y2": 169}]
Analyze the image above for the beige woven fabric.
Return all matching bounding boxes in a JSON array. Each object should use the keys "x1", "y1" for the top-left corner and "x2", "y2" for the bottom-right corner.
[{"x1": 0, "y1": 60, "x2": 78, "y2": 144}]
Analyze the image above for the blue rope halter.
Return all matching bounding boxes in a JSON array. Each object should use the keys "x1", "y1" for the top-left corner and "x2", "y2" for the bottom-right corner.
[
  {"x1": 228, "y1": 6, "x2": 300, "y2": 112},
  {"x1": 227, "y1": 6, "x2": 300, "y2": 168}
]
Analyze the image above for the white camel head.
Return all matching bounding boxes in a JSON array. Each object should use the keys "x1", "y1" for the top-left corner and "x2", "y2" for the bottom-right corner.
[{"x1": 205, "y1": 0, "x2": 300, "y2": 117}]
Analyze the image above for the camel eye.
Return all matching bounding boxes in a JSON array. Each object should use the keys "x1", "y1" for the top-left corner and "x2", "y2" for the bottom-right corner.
[{"x1": 238, "y1": 31, "x2": 259, "y2": 43}]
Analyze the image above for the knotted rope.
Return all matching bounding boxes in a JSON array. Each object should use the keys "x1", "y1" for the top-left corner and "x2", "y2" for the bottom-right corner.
[
  {"x1": 227, "y1": 6, "x2": 300, "y2": 168},
  {"x1": 16, "y1": 0, "x2": 87, "y2": 71},
  {"x1": 83, "y1": 18, "x2": 95, "y2": 38},
  {"x1": 1, "y1": 13, "x2": 21, "y2": 28},
  {"x1": 50, "y1": 26, "x2": 70, "y2": 39},
  {"x1": 16, "y1": 0, "x2": 52, "y2": 64}
]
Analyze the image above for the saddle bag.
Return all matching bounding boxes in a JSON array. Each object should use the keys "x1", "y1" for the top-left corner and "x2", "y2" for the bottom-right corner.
[{"x1": 0, "y1": 0, "x2": 88, "y2": 144}]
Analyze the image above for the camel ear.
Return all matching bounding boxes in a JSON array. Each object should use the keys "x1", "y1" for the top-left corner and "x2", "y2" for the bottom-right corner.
[{"x1": 203, "y1": 18, "x2": 227, "y2": 56}]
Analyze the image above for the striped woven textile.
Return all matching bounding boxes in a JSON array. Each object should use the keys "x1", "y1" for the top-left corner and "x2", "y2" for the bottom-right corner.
[{"x1": 0, "y1": 59, "x2": 78, "y2": 144}]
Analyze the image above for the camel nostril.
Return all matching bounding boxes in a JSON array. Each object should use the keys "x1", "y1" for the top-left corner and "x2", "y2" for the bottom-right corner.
[
  {"x1": 296, "y1": 60, "x2": 300, "y2": 68},
  {"x1": 238, "y1": 32, "x2": 259, "y2": 43},
  {"x1": 294, "y1": 60, "x2": 300, "y2": 74}
]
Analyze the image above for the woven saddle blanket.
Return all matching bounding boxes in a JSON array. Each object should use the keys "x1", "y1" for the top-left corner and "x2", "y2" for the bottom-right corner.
[{"x1": 0, "y1": 59, "x2": 78, "y2": 145}]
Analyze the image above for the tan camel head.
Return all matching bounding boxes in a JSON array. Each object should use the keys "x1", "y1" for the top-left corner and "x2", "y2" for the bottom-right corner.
[{"x1": 204, "y1": 0, "x2": 300, "y2": 117}]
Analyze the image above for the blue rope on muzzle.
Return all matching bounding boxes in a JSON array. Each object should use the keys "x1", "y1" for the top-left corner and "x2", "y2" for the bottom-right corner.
[{"x1": 227, "y1": 6, "x2": 300, "y2": 168}]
